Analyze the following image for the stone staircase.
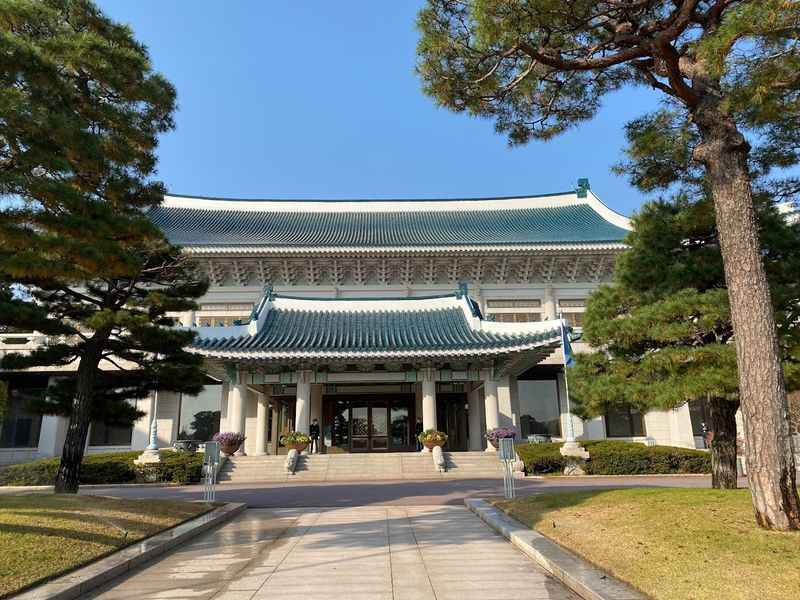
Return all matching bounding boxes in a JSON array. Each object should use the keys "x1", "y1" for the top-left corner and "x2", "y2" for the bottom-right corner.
[
  {"x1": 442, "y1": 452, "x2": 506, "y2": 478},
  {"x1": 217, "y1": 451, "x2": 505, "y2": 483}
]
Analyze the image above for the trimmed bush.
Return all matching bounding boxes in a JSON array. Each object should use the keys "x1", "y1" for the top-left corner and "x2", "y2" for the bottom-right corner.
[
  {"x1": 0, "y1": 450, "x2": 204, "y2": 486},
  {"x1": 515, "y1": 440, "x2": 710, "y2": 475},
  {"x1": 514, "y1": 443, "x2": 566, "y2": 474}
]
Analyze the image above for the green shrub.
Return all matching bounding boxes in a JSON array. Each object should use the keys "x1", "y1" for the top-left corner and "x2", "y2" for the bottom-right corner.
[
  {"x1": 0, "y1": 450, "x2": 204, "y2": 486},
  {"x1": 515, "y1": 440, "x2": 710, "y2": 475},
  {"x1": 514, "y1": 443, "x2": 565, "y2": 474}
]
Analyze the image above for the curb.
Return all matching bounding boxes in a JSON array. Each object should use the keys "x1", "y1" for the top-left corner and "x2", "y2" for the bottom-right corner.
[
  {"x1": 465, "y1": 498, "x2": 647, "y2": 600},
  {"x1": 0, "y1": 482, "x2": 186, "y2": 495},
  {"x1": 12, "y1": 502, "x2": 246, "y2": 600}
]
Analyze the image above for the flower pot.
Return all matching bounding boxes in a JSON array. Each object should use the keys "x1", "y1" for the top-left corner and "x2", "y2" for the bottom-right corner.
[
  {"x1": 220, "y1": 442, "x2": 242, "y2": 455},
  {"x1": 423, "y1": 441, "x2": 444, "y2": 450},
  {"x1": 287, "y1": 442, "x2": 308, "y2": 452},
  {"x1": 489, "y1": 439, "x2": 499, "y2": 449}
]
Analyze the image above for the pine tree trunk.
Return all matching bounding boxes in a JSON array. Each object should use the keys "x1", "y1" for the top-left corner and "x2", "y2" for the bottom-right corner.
[
  {"x1": 53, "y1": 345, "x2": 101, "y2": 494},
  {"x1": 694, "y1": 113, "x2": 800, "y2": 530},
  {"x1": 708, "y1": 398, "x2": 739, "y2": 490}
]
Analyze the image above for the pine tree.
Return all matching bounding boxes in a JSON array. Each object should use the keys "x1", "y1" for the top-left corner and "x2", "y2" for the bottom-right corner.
[
  {"x1": 0, "y1": 0, "x2": 208, "y2": 493},
  {"x1": 570, "y1": 196, "x2": 800, "y2": 489},
  {"x1": 416, "y1": 0, "x2": 800, "y2": 529}
]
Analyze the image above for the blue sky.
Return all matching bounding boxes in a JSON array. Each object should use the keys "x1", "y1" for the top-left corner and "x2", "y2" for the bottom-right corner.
[{"x1": 97, "y1": 0, "x2": 670, "y2": 216}]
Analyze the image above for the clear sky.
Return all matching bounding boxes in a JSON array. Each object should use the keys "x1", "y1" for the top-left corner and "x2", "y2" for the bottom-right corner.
[{"x1": 96, "y1": 0, "x2": 673, "y2": 216}]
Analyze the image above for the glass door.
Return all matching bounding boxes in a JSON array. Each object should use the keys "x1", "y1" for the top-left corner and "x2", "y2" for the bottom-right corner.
[
  {"x1": 370, "y1": 403, "x2": 389, "y2": 451},
  {"x1": 350, "y1": 402, "x2": 369, "y2": 452}
]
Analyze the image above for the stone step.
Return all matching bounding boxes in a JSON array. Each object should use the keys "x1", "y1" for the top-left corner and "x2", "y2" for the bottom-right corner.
[{"x1": 217, "y1": 450, "x2": 508, "y2": 483}]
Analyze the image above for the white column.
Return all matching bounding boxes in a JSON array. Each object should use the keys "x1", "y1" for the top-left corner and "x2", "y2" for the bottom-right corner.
[
  {"x1": 420, "y1": 369, "x2": 437, "y2": 452},
  {"x1": 219, "y1": 382, "x2": 230, "y2": 432},
  {"x1": 295, "y1": 371, "x2": 312, "y2": 435},
  {"x1": 543, "y1": 285, "x2": 557, "y2": 319},
  {"x1": 496, "y1": 375, "x2": 515, "y2": 429},
  {"x1": 255, "y1": 392, "x2": 268, "y2": 456},
  {"x1": 228, "y1": 383, "x2": 247, "y2": 455},
  {"x1": 468, "y1": 385, "x2": 483, "y2": 451},
  {"x1": 483, "y1": 374, "x2": 500, "y2": 452},
  {"x1": 270, "y1": 400, "x2": 280, "y2": 455}
]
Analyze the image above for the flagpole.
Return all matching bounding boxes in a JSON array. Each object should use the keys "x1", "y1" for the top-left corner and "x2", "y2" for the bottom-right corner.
[{"x1": 560, "y1": 314, "x2": 577, "y2": 444}]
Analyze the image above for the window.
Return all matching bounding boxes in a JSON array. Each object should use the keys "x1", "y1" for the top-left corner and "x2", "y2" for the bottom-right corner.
[
  {"x1": 517, "y1": 380, "x2": 561, "y2": 437},
  {"x1": 558, "y1": 298, "x2": 586, "y2": 328},
  {"x1": 197, "y1": 303, "x2": 254, "y2": 327},
  {"x1": 492, "y1": 313, "x2": 542, "y2": 323},
  {"x1": 485, "y1": 298, "x2": 542, "y2": 323},
  {"x1": 486, "y1": 299, "x2": 542, "y2": 308},
  {"x1": 197, "y1": 315, "x2": 250, "y2": 327},
  {"x1": 604, "y1": 405, "x2": 645, "y2": 437},
  {"x1": 177, "y1": 387, "x2": 222, "y2": 442},
  {"x1": 89, "y1": 421, "x2": 132, "y2": 446},
  {"x1": 689, "y1": 399, "x2": 710, "y2": 437},
  {"x1": 0, "y1": 384, "x2": 44, "y2": 448}
]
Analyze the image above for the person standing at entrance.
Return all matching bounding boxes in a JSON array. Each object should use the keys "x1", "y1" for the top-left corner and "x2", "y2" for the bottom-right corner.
[
  {"x1": 415, "y1": 417, "x2": 423, "y2": 451},
  {"x1": 309, "y1": 418, "x2": 320, "y2": 454}
]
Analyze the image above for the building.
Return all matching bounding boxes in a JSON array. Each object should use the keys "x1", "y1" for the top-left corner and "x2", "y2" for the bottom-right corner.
[{"x1": 0, "y1": 180, "x2": 705, "y2": 464}]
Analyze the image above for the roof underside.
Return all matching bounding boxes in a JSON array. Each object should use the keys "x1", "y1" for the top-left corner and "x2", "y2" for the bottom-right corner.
[{"x1": 150, "y1": 203, "x2": 629, "y2": 249}]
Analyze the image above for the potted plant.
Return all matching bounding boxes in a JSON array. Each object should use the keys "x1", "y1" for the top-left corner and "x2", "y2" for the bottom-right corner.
[
  {"x1": 418, "y1": 429, "x2": 448, "y2": 449},
  {"x1": 213, "y1": 432, "x2": 246, "y2": 456},
  {"x1": 485, "y1": 427, "x2": 517, "y2": 449},
  {"x1": 281, "y1": 431, "x2": 311, "y2": 452}
]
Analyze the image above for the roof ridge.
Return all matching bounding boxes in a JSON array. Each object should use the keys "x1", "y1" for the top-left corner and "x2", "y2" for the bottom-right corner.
[
  {"x1": 163, "y1": 190, "x2": 578, "y2": 203},
  {"x1": 272, "y1": 292, "x2": 458, "y2": 302}
]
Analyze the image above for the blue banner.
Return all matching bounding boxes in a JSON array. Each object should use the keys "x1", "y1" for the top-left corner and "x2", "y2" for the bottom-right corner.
[{"x1": 561, "y1": 321, "x2": 575, "y2": 368}]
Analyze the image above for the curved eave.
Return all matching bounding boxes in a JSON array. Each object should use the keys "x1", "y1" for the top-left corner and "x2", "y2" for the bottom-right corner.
[
  {"x1": 181, "y1": 242, "x2": 629, "y2": 256},
  {"x1": 188, "y1": 337, "x2": 562, "y2": 362}
]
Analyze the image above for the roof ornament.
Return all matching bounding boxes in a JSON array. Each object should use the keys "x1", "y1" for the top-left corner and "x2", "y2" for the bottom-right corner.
[
  {"x1": 250, "y1": 284, "x2": 274, "y2": 321},
  {"x1": 576, "y1": 177, "x2": 590, "y2": 198}
]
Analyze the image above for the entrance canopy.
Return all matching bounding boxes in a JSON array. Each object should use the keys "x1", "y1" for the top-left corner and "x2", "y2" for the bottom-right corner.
[{"x1": 189, "y1": 287, "x2": 564, "y2": 375}]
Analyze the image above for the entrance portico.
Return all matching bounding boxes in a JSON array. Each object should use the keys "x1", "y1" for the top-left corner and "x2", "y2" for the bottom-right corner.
[{"x1": 191, "y1": 287, "x2": 564, "y2": 454}]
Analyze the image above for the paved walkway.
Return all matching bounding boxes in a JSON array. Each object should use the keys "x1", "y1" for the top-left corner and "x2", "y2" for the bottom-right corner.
[{"x1": 88, "y1": 506, "x2": 577, "y2": 600}]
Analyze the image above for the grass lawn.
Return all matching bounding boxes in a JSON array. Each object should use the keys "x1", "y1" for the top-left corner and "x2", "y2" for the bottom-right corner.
[
  {"x1": 0, "y1": 494, "x2": 213, "y2": 598},
  {"x1": 494, "y1": 488, "x2": 800, "y2": 600}
]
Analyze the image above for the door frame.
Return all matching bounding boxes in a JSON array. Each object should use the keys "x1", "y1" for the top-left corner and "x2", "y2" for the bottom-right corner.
[{"x1": 324, "y1": 394, "x2": 415, "y2": 453}]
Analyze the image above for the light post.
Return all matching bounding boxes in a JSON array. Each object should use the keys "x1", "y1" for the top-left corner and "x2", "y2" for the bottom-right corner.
[{"x1": 135, "y1": 377, "x2": 162, "y2": 465}]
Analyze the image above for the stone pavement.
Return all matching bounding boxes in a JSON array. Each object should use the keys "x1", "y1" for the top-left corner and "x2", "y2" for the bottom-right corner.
[{"x1": 87, "y1": 506, "x2": 578, "y2": 600}]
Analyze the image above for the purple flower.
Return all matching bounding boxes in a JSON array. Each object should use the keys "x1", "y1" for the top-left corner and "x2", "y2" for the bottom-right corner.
[
  {"x1": 485, "y1": 427, "x2": 517, "y2": 441},
  {"x1": 212, "y1": 432, "x2": 246, "y2": 446}
]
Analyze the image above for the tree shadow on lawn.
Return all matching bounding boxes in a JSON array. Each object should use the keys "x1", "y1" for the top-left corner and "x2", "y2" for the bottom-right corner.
[{"x1": 0, "y1": 521, "x2": 125, "y2": 548}]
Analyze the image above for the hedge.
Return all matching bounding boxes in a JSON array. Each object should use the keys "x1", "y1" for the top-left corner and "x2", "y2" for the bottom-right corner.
[
  {"x1": 515, "y1": 440, "x2": 711, "y2": 475},
  {"x1": 0, "y1": 450, "x2": 205, "y2": 486}
]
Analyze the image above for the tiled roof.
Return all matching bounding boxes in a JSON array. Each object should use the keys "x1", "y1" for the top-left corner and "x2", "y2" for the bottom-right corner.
[
  {"x1": 191, "y1": 292, "x2": 563, "y2": 361},
  {"x1": 151, "y1": 191, "x2": 630, "y2": 251}
]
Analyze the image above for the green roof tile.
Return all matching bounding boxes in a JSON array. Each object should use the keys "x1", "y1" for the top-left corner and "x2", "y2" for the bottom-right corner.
[
  {"x1": 192, "y1": 293, "x2": 562, "y2": 360},
  {"x1": 151, "y1": 203, "x2": 628, "y2": 248}
]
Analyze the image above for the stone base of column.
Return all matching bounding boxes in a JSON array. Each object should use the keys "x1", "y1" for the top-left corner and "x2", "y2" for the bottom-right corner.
[
  {"x1": 134, "y1": 448, "x2": 161, "y2": 465},
  {"x1": 560, "y1": 441, "x2": 589, "y2": 476},
  {"x1": 559, "y1": 441, "x2": 589, "y2": 459}
]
